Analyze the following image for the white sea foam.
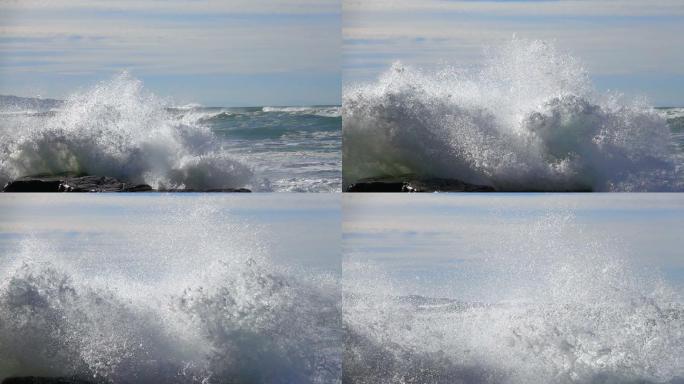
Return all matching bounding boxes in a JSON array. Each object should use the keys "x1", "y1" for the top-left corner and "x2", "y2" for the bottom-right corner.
[
  {"x1": 0, "y1": 198, "x2": 341, "y2": 383},
  {"x1": 173, "y1": 109, "x2": 235, "y2": 127},
  {"x1": 0, "y1": 72, "x2": 252, "y2": 189},
  {"x1": 343, "y1": 39, "x2": 681, "y2": 191},
  {"x1": 658, "y1": 108, "x2": 684, "y2": 120},
  {"x1": 343, "y1": 213, "x2": 684, "y2": 384},
  {"x1": 0, "y1": 261, "x2": 340, "y2": 384},
  {"x1": 263, "y1": 106, "x2": 341, "y2": 118}
]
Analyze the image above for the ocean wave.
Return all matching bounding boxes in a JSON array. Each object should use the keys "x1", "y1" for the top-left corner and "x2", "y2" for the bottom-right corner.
[
  {"x1": 344, "y1": 300, "x2": 684, "y2": 384},
  {"x1": 343, "y1": 39, "x2": 681, "y2": 191},
  {"x1": 662, "y1": 110, "x2": 684, "y2": 134},
  {"x1": 263, "y1": 106, "x2": 341, "y2": 118},
  {"x1": 0, "y1": 230, "x2": 341, "y2": 384},
  {"x1": 173, "y1": 109, "x2": 236, "y2": 126},
  {"x1": 0, "y1": 198, "x2": 342, "y2": 383},
  {"x1": 0, "y1": 72, "x2": 253, "y2": 190},
  {"x1": 175, "y1": 103, "x2": 204, "y2": 110},
  {"x1": 0, "y1": 262, "x2": 340, "y2": 384},
  {"x1": 658, "y1": 108, "x2": 684, "y2": 120},
  {"x1": 343, "y1": 213, "x2": 684, "y2": 384},
  {"x1": 0, "y1": 95, "x2": 62, "y2": 114},
  {"x1": 171, "y1": 107, "x2": 340, "y2": 130}
]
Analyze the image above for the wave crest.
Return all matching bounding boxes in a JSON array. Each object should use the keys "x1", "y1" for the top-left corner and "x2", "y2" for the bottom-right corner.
[
  {"x1": 0, "y1": 72, "x2": 253, "y2": 189},
  {"x1": 262, "y1": 106, "x2": 341, "y2": 118},
  {"x1": 0, "y1": 259, "x2": 341, "y2": 383},
  {"x1": 343, "y1": 39, "x2": 680, "y2": 191},
  {"x1": 343, "y1": 213, "x2": 684, "y2": 383}
]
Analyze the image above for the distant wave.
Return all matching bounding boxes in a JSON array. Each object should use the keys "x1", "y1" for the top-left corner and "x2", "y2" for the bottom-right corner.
[
  {"x1": 343, "y1": 39, "x2": 682, "y2": 191},
  {"x1": 660, "y1": 108, "x2": 684, "y2": 133},
  {"x1": 175, "y1": 102, "x2": 204, "y2": 110},
  {"x1": 173, "y1": 109, "x2": 237, "y2": 126},
  {"x1": 343, "y1": 213, "x2": 684, "y2": 384},
  {"x1": 262, "y1": 106, "x2": 341, "y2": 118},
  {"x1": 0, "y1": 94, "x2": 62, "y2": 113},
  {"x1": 0, "y1": 73, "x2": 252, "y2": 189},
  {"x1": 169, "y1": 106, "x2": 340, "y2": 130}
]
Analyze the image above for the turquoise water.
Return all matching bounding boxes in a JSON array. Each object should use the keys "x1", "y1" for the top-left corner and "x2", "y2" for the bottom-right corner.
[
  {"x1": 171, "y1": 105, "x2": 341, "y2": 191},
  {"x1": 0, "y1": 75, "x2": 341, "y2": 192},
  {"x1": 659, "y1": 107, "x2": 684, "y2": 154}
]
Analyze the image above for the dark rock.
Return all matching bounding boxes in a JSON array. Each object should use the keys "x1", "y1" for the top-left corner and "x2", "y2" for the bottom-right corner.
[
  {"x1": 3, "y1": 175, "x2": 152, "y2": 192},
  {"x1": 207, "y1": 188, "x2": 250, "y2": 192},
  {"x1": 346, "y1": 175, "x2": 495, "y2": 193},
  {"x1": 157, "y1": 188, "x2": 251, "y2": 193},
  {"x1": 121, "y1": 184, "x2": 155, "y2": 192},
  {"x1": 2, "y1": 178, "x2": 62, "y2": 192},
  {"x1": 346, "y1": 181, "x2": 407, "y2": 193},
  {"x1": 1, "y1": 377, "x2": 97, "y2": 384},
  {"x1": 58, "y1": 176, "x2": 151, "y2": 192},
  {"x1": 3, "y1": 175, "x2": 252, "y2": 192}
]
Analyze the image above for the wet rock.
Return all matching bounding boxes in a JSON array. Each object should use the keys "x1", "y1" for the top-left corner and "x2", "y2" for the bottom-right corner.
[
  {"x1": 157, "y1": 188, "x2": 251, "y2": 193},
  {"x1": 3, "y1": 175, "x2": 152, "y2": 192},
  {"x1": 204, "y1": 188, "x2": 251, "y2": 193},
  {"x1": 2, "y1": 177, "x2": 62, "y2": 192},
  {"x1": 1, "y1": 378, "x2": 98, "y2": 384},
  {"x1": 2, "y1": 175, "x2": 252, "y2": 192},
  {"x1": 346, "y1": 176, "x2": 495, "y2": 192}
]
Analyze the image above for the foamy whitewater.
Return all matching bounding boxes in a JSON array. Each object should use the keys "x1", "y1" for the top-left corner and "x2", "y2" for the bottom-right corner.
[
  {"x1": 343, "y1": 39, "x2": 684, "y2": 191},
  {"x1": 0, "y1": 197, "x2": 341, "y2": 383},
  {"x1": 343, "y1": 213, "x2": 684, "y2": 384},
  {"x1": 0, "y1": 73, "x2": 341, "y2": 192}
]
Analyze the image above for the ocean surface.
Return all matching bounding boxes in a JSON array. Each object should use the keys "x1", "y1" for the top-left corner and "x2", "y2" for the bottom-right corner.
[
  {"x1": 343, "y1": 39, "x2": 684, "y2": 191},
  {"x1": 0, "y1": 195, "x2": 342, "y2": 383},
  {"x1": 343, "y1": 194, "x2": 684, "y2": 384},
  {"x1": 0, "y1": 74, "x2": 341, "y2": 192},
  {"x1": 658, "y1": 106, "x2": 684, "y2": 175}
]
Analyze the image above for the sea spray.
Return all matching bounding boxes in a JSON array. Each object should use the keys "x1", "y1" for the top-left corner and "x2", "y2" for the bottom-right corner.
[
  {"x1": 0, "y1": 197, "x2": 341, "y2": 383},
  {"x1": 343, "y1": 39, "x2": 681, "y2": 191},
  {"x1": 0, "y1": 72, "x2": 253, "y2": 190},
  {"x1": 343, "y1": 213, "x2": 684, "y2": 384}
]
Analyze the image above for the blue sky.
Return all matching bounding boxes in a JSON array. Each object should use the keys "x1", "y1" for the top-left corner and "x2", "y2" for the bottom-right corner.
[
  {"x1": 344, "y1": 0, "x2": 684, "y2": 106},
  {"x1": 344, "y1": 194, "x2": 684, "y2": 300},
  {"x1": 0, "y1": 1, "x2": 340, "y2": 106}
]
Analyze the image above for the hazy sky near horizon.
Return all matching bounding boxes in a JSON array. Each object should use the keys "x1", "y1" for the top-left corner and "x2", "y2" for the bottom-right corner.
[
  {"x1": 0, "y1": 194, "x2": 341, "y2": 275},
  {"x1": 344, "y1": 0, "x2": 684, "y2": 106},
  {"x1": 0, "y1": 0, "x2": 340, "y2": 106},
  {"x1": 344, "y1": 194, "x2": 684, "y2": 300}
]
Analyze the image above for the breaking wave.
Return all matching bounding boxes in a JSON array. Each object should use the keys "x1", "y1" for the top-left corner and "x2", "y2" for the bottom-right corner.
[
  {"x1": 171, "y1": 106, "x2": 341, "y2": 128},
  {"x1": 262, "y1": 106, "x2": 341, "y2": 118},
  {"x1": 343, "y1": 213, "x2": 684, "y2": 384},
  {"x1": 343, "y1": 39, "x2": 682, "y2": 191},
  {"x1": 0, "y1": 198, "x2": 341, "y2": 383},
  {"x1": 0, "y1": 261, "x2": 340, "y2": 384},
  {"x1": 0, "y1": 73, "x2": 253, "y2": 190}
]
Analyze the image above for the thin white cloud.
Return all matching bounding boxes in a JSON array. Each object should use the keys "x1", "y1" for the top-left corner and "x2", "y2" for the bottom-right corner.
[
  {"x1": 0, "y1": 0, "x2": 340, "y2": 103},
  {"x1": 342, "y1": 0, "x2": 684, "y2": 95},
  {"x1": 1, "y1": 0, "x2": 339, "y2": 14},
  {"x1": 345, "y1": 0, "x2": 684, "y2": 17},
  {"x1": 343, "y1": 195, "x2": 684, "y2": 276},
  {"x1": 1, "y1": 9, "x2": 339, "y2": 76}
]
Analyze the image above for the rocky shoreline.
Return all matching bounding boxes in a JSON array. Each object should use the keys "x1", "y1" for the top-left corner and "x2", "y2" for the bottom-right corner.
[
  {"x1": 2, "y1": 175, "x2": 250, "y2": 193},
  {"x1": 346, "y1": 176, "x2": 496, "y2": 192}
]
